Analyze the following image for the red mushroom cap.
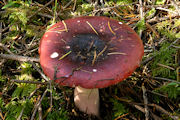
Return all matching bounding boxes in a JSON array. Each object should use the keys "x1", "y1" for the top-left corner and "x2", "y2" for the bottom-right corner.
[{"x1": 39, "y1": 16, "x2": 144, "y2": 89}]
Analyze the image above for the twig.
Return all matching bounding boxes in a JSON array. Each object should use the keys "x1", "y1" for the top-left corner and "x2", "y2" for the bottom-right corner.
[
  {"x1": 30, "y1": 62, "x2": 49, "y2": 81},
  {"x1": 2, "y1": 0, "x2": 54, "y2": 33},
  {"x1": 148, "y1": 104, "x2": 179, "y2": 120},
  {"x1": 97, "y1": 45, "x2": 107, "y2": 58},
  {"x1": 147, "y1": 14, "x2": 180, "y2": 23},
  {"x1": 156, "y1": 7, "x2": 178, "y2": 15},
  {"x1": 42, "y1": 107, "x2": 52, "y2": 119},
  {"x1": 59, "y1": 51, "x2": 71, "y2": 60},
  {"x1": 146, "y1": 89, "x2": 167, "y2": 98},
  {"x1": 0, "y1": 22, "x2": 2, "y2": 42},
  {"x1": 134, "y1": 83, "x2": 168, "y2": 97},
  {"x1": 17, "y1": 107, "x2": 25, "y2": 120},
  {"x1": 31, "y1": 89, "x2": 48, "y2": 120},
  {"x1": 139, "y1": 0, "x2": 144, "y2": 20},
  {"x1": 86, "y1": 21, "x2": 99, "y2": 35},
  {"x1": 171, "y1": 0, "x2": 180, "y2": 15},
  {"x1": 142, "y1": 85, "x2": 149, "y2": 120},
  {"x1": 141, "y1": 56, "x2": 154, "y2": 65},
  {"x1": 0, "y1": 43, "x2": 14, "y2": 54},
  {"x1": 0, "y1": 59, "x2": 6, "y2": 66},
  {"x1": 150, "y1": 111, "x2": 163, "y2": 120},
  {"x1": 92, "y1": 50, "x2": 97, "y2": 66},
  {"x1": 141, "y1": 38, "x2": 180, "y2": 65},
  {"x1": 133, "y1": 104, "x2": 145, "y2": 113},
  {"x1": 100, "y1": 0, "x2": 104, "y2": 7},
  {"x1": 145, "y1": 22, "x2": 160, "y2": 38},
  {"x1": 28, "y1": 0, "x2": 54, "y2": 19},
  {"x1": 30, "y1": 96, "x2": 41, "y2": 120},
  {"x1": 38, "y1": 104, "x2": 43, "y2": 120},
  {"x1": 17, "y1": 86, "x2": 41, "y2": 120},
  {"x1": 144, "y1": 4, "x2": 180, "y2": 8},
  {"x1": 172, "y1": 45, "x2": 180, "y2": 49},
  {"x1": 152, "y1": 77, "x2": 180, "y2": 84},
  {"x1": 16, "y1": 38, "x2": 39, "y2": 55},
  {"x1": 23, "y1": 47, "x2": 39, "y2": 56},
  {"x1": 29, "y1": 86, "x2": 41, "y2": 99},
  {"x1": 0, "y1": 108, "x2": 5, "y2": 120},
  {"x1": 0, "y1": 54, "x2": 39, "y2": 62},
  {"x1": 38, "y1": 13, "x2": 53, "y2": 19},
  {"x1": 63, "y1": 0, "x2": 73, "y2": 9},
  {"x1": 149, "y1": 104, "x2": 169, "y2": 115},
  {"x1": 113, "y1": 95, "x2": 176, "y2": 120},
  {"x1": 138, "y1": 0, "x2": 144, "y2": 38},
  {"x1": 82, "y1": 2, "x2": 138, "y2": 16},
  {"x1": 11, "y1": 79, "x2": 48, "y2": 85},
  {"x1": 107, "y1": 52, "x2": 126, "y2": 55},
  {"x1": 2, "y1": 0, "x2": 6, "y2": 4},
  {"x1": 129, "y1": 114, "x2": 137, "y2": 120},
  {"x1": 73, "y1": 0, "x2": 77, "y2": 11},
  {"x1": 28, "y1": 62, "x2": 53, "y2": 114},
  {"x1": 108, "y1": 21, "x2": 116, "y2": 35},
  {"x1": 114, "y1": 113, "x2": 129, "y2": 120},
  {"x1": 49, "y1": 81, "x2": 53, "y2": 110},
  {"x1": 157, "y1": 63, "x2": 175, "y2": 70}
]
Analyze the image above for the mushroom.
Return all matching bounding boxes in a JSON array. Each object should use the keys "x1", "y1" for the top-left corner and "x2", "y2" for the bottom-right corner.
[{"x1": 39, "y1": 16, "x2": 144, "y2": 117}]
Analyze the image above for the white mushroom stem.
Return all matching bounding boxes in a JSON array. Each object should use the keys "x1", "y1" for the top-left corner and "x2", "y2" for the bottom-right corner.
[{"x1": 74, "y1": 86, "x2": 99, "y2": 116}]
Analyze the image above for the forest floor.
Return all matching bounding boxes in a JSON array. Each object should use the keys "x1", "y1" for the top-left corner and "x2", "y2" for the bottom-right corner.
[{"x1": 0, "y1": 0, "x2": 180, "y2": 120}]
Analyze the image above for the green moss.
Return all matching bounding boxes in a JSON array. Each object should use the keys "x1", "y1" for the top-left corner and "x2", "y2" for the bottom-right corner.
[
  {"x1": 110, "y1": 98, "x2": 127, "y2": 119},
  {"x1": 40, "y1": 89, "x2": 69, "y2": 120},
  {"x1": 12, "y1": 62, "x2": 37, "y2": 98},
  {"x1": 105, "y1": 0, "x2": 134, "y2": 6},
  {"x1": 136, "y1": 18, "x2": 146, "y2": 35},
  {"x1": 5, "y1": 99, "x2": 34, "y2": 120},
  {"x1": 116, "y1": 0, "x2": 133, "y2": 5},
  {"x1": 145, "y1": 8, "x2": 156, "y2": 18},
  {"x1": 81, "y1": 4, "x2": 93, "y2": 12},
  {"x1": 12, "y1": 76, "x2": 37, "y2": 98},
  {"x1": 1, "y1": 1, "x2": 41, "y2": 43},
  {"x1": 150, "y1": 19, "x2": 179, "y2": 79},
  {"x1": 150, "y1": 42, "x2": 177, "y2": 79},
  {"x1": 0, "y1": 70, "x2": 6, "y2": 82},
  {"x1": 46, "y1": 109, "x2": 68, "y2": 120},
  {"x1": 75, "y1": 3, "x2": 94, "y2": 15},
  {"x1": 155, "y1": 0, "x2": 166, "y2": 5},
  {"x1": 155, "y1": 82, "x2": 180, "y2": 99},
  {"x1": 0, "y1": 98, "x2": 5, "y2": 111},
  {"x1": 156, "y1": 19, "x2": 180, "y2": 40}
]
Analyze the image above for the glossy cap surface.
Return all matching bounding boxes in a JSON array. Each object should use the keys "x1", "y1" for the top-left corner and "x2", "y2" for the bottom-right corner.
[{"x1": 39, "y1": 16, "x2": 144, "y2": 88}]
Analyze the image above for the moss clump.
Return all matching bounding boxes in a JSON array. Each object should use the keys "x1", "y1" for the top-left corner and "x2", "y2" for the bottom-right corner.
[{"x1": 150, "y1": 42, "x2": 177, "y2": 79}]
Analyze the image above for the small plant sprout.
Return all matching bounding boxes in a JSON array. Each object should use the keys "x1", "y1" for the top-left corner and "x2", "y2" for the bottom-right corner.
[{"x1": 39, "y1": 16, "x2": 144, "y2": 117}]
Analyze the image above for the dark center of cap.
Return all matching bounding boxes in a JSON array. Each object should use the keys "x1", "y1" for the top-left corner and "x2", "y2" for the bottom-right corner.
[{"x1": 66, "y1": 34, "x2": 109, "y2": 65}]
